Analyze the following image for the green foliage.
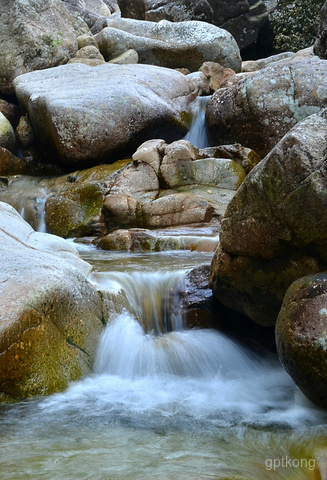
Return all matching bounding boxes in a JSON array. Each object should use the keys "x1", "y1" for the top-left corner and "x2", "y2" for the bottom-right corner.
[{"x1": 271, "y1": 0, "x2": 325, "y2": 52}]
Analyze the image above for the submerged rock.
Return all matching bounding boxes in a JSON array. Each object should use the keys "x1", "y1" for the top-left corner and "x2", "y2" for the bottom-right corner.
[
  {"x1": 97, "y1": 225, "x2": 219, "y2": 252},
  {"x1": 0, "y1": 201, "x2": 103, "y2": 399},
  {"x1": 14, "y1": 63, "x2": 196, "y2": 168},
  {"x1": 209, "y1": 109, "x2": 327, "y2": 326},
  {"x1": 276, "y1": 273, "x2": 327, "y2": 409}
]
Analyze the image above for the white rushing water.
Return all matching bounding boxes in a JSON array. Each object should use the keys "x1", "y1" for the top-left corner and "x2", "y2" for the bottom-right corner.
[
  {"x1": 39, "y1": 262, "x2": 326, "y2": 432},
  {"x1": 1, "y1": 249, "x2": 327, "y2": 479},
  {"x1": 184, "y1": 96, "x2": 211, "y2": 148}
]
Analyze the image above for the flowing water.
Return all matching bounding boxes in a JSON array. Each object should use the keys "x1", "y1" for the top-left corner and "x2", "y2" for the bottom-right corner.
[
  {"x1": 1, "y1": 244, "x2": 327, "y2": 479},
  {"x1": 183, "y1": 96, "x2": 211, "y2": 148}
]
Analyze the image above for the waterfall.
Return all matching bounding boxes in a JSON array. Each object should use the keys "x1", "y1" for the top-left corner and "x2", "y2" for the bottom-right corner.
[
  {"x1": 93, "y1": 269, "x2": 262, "y2": 381},
  {"x1": 0, "y1": 177, "x2": 49, "y2": 232},
  {"x1": 184, "y1": 95, "x2": 211, "y2": 148},
  {"x1": 2, "y1": 248, "x2": 327, "y2": 480},
  {"x1": 90, "y1": 270, "x2": 185, "y2": 334},
  {"x1": 34, "y1": 192, "x2": 49, "y2": 233}
]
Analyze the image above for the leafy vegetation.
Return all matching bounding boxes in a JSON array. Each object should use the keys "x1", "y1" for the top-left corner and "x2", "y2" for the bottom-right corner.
[{"x1": 271, "y1": 0, "x2": 325, "y2": 52}]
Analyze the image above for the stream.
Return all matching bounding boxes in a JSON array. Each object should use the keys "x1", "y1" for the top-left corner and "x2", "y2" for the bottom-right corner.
[
  {"x1": 1, "y1": 244, "x2": 327, "y2": 479},
  {"x1": 1, "y1": 96, "x2": 327, "y2": 479}
]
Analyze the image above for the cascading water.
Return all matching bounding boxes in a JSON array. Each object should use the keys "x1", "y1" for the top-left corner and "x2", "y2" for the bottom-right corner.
[
  {"x1": 0, "y1": 176, "x2": 49, "y2": 232},
  {"x1": 184, "y1": 95, "x2": 211, "y2": 149},
  {"x1": 1, "y1": 247, "x2": 327, "y2": 479}
]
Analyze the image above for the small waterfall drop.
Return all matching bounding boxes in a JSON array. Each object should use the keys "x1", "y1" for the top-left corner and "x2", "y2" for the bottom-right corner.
[
  {"x1": 34, "y1": 191, "x2": 49, "y2": 233},
  {"x1": 0, "y1": 176, "x2": 49, "y2": 232},
  {"x1": 184, "y1": 96, "x2": 211, "y2": 148},
  {"x1": 2, "y1": 248, "x2": 327, "y2": 480},
  {"x1": 93, "y1": 269, "x2": 259, "y2": 380}
]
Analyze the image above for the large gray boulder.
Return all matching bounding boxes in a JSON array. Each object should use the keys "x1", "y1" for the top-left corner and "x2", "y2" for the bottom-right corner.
[
  {"x1": 209, "y1": 109, "x2": 327, "y2": 327},
  {"x1": 95, "y1": 17, "x2": 242, "y2": 72},
  {"x1": 116, "y1": 0, "x2": 268, "y2": 49},
  {"x1": 14, "y1": 63, "x2": 197, "y2": 168},
  {"x1": 0, "y1": 202, "x2": 104, "y2": 399},
  {"x1": 0, "y1": 0, "x2": 78, "y2": 96},
  {"x1": 206, "y1": 58, "x2": 327, "y2": 158}
]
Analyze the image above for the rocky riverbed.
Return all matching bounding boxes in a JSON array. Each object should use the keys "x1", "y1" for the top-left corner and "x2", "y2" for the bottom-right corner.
[{"x1": 1, "y1": 0, "x2": 327, "y2": 414}]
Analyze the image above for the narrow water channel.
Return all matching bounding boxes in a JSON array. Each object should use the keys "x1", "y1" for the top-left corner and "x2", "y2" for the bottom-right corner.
[{"x1": 1, "y1": 244, "x2": 327, "y2": 479}]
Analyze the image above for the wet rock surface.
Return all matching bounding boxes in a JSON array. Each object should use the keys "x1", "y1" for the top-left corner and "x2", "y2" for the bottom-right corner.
[{"x1": 0, "y1": 202, "x2": 103, "y2": 399}]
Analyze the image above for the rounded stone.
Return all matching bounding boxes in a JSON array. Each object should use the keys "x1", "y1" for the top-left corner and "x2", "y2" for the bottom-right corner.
[{"x1": 276, "y1": 273, "x2": 327, "y2": 408}]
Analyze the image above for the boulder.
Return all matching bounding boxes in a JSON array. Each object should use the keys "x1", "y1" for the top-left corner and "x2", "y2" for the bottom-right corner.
[
  {"x1": 141, "y1": 193, "x2": 214, "y2": 227},
  {"x1": 0, "y1": 151, "x2": 64, "y2": 179},
  {"x1": 62, "y1": 0, "x2": 120, "y2": 32},
  {"x1": 95, "y1": 17, "x2": 242, "y2": 72},
  {"x1": 0, "y1": 100, "x2": 21, "y2": 129},
  {"x1": 200, "y1": 62, "x2": 236, "y2": 92},
  {"x1": 44, "y1": 161, "x2": 131, "y2": 237},
  {"x1": 209, "y1": 109, "x2": 327, "y2": 326},
  {"x1": 0, "y1": 201, "x2": 104, "y2": 399},
  {"x1": 315, "y1": 1, "x2": 327, "y2": 59},
  {"x1": 0, "y1": 138, "x2": 250, "y2": 237},
  {"x1": 14, "y1": 63, "x2": 197, "y2": 168},
  {"x1": 0, "y1": 113, "x2": 17, "y2": 153},
  {"x1": 68, "y1": 45, "x2": 106, "y2": 65},
  {"x1": 276, "y1": 273, "x2": 327, "y2": 408},
  {"x1": 0, "y1": 0, "x2": 78, "y2": 96},
  {"x1": 97, "y1": 226, "x2": 219, "y2": 252},
  {"x1": 160, "y1": 140, "x2": 246, "y2": 190},
  {"x1": 16, "y1": 115, "x2": 36, "y2": 148},
  {"x1": 0, "y1": 149, "x2": 32, "y2": 176},
  {"x1": 220, "y1": 0, "x2": 268, "y2": 50},
  {"x1": 179, "y1": 264, "x2": 222, "y2": 329},
  {"x1": 116, "y1": 0, "x2": 268, "y2": 49},
  {"x1": 206, "y1": 58, "x2": 327, "y2": 158},
  {"x1": 108, "y1": 49, "x2": 139, "y2": 64}
]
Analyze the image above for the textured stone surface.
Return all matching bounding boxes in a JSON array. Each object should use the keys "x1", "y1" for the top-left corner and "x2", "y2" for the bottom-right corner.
[
  {"x1": 0, "y1": 138, "x2": 250, "y2": 237},
  {"x1": 209, "y1": 110, "x2": 327, "y2": 326},
  {"x1": 206, "y1": 58, "x2": 327, "y2": 158},
  {"x1": 0, "y1": 0, "x2": 78, "y2": 95},
  {"x1": 180, "y1": 264, "x2": 222, "y2": 329},
  {"x1": 276, "y1": 273, "x2": 327, "y2": 408},
  {"x1": 14, "y1": 63, "x2": 197, "y2": 168},
  {"x1": 0, "y1": 113, "x2": 17, "y2": 153},
  {"x1": 116, "y1": 0, "x2": 268, "y2": 49},
  {"x1": 0, "y1": 202, "x2": 103, "y2": 399},
  {"x1": 95, "y1": 17, "x2": 242, "y2": 72}
]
